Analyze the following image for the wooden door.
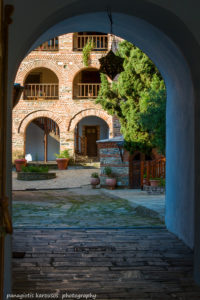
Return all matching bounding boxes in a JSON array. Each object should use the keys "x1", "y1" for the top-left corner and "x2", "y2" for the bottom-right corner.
[
  {"x1": 85, "y1": 126, "x2": 98, "y2": 156},
  {"x1": 132, "y1": 161, "x2": 141, "y2": 189}
]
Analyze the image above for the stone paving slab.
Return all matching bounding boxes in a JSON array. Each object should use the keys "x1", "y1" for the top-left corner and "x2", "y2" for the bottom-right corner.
[{"x1": 12, "y1": 228, "x2": 200, "y2": 299}]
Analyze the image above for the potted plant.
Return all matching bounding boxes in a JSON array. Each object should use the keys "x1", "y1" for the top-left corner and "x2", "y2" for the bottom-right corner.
[
  {"x1": 149, "y1": 177, "x2": 160, "y2": 187},
  {"x1": 143, "y1": 172, "x2": 148, "y2": 185},
  {"x1": 104, "y1": 166, "x2": 117, "y2": 190},
  {"x1": 90, "y1": 172, "x2": 100, "y2": 188},
  {"x1": 14, "y1": 154, "x2": 27, "y2": 172},
  {"x1": 54, "y1": 150, "x2": 70, "y2": 170}
]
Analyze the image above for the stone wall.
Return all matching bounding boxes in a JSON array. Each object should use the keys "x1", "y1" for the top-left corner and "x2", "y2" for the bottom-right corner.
[{"x1": 97, "y1": 138, "x2": 130, "y2": 187}]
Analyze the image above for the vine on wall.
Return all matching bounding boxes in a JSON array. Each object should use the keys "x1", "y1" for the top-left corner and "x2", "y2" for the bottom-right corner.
[{"x1": 82, "y1": 39, "x2": 94, "y2": 66}]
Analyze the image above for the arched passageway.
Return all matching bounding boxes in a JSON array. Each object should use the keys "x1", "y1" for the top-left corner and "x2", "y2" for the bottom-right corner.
[
  {"x1": 75, "y1": 116, "x2": 109, "y2": 157},
  {"x1": 25, "y1": 117, "x2": 60, "y2": 162},
  {"x1": 19, "y1": 8, "x2": 195, "y2": 252},
  {"x1": 4, "y1": 0, "x2": 200, "y2": 295}
]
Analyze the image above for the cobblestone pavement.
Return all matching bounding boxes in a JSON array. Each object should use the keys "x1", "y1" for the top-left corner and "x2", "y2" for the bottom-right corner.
[
  {"x1": 12, "y1": 188, "x2": 163, "y2": 228},
  {"x1": 104, "y1": 189, "x2": 165, "y2": 222},
  {"x1": 12, "y1": 167, "x2": 100, "y2": 190},
  {"x1": 13, "y1": 228, "x2": 200, "y2": 299}
]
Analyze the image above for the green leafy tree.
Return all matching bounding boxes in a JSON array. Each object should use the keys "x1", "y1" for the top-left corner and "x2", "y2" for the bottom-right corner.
[
  {"x1": 96, "y1": 40, "x2": 166, "y2": 154},
  {"x1": 139, "y1": 75, "x2": 166, "y2": 155}
]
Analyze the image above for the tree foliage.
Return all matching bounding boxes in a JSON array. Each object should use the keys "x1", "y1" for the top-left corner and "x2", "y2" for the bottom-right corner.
[{"x1": 96, "y1": 40, "x2": 166, "y2": 155}]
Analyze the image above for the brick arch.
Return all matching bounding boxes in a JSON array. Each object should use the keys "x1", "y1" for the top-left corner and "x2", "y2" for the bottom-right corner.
[
  {"x1": 18, "y1": 110, "x2": 63, "y2": 134},
  {"x1": 68, "y1": 109, "x2": 113, "y2": 134},
  {"x1": 15, "y1": 60, "x2": 62, "y2": 84},
  {"x1": 72, "y1": 66, "x2": 100, "y2": 83}
]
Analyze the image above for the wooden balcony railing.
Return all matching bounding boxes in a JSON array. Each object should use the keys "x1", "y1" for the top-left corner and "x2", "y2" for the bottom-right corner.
[
  {"x1": 24, "y1": 84, "x2": 59, "y2": 100},
  {"x1": 77, "y1": 83, "x2": 100, "y2": 98},
  {"x1": 77, "y1": 35, "x2": 108, "y2": 51},
  {"x1": 35, "y1": 37, "x2": 59, "y2": 51}
]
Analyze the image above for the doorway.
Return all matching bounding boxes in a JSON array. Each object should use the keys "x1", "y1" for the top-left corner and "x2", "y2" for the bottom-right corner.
[{"x1": 85, "y1": 126, "x2": 98, "y2": 156}]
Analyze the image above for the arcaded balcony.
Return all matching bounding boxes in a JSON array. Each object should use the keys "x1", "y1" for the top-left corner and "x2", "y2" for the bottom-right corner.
[
  {"x1": 73, "y1": 68, "x2": 101, "y2": 99},
  {"x1": 23, "y1": 67, "x2": 59, "y2": 100},
  {"x1": 34, "y1": 37, "x2": 59, "y2": 51},
  {"x1": 73, "y1": 32, "x2": 108, "y2": 51}
]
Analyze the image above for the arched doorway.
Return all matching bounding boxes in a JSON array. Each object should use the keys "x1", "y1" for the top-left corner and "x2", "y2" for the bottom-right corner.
[
  {"x1": 25, "y1": 117, "x2": 60, "y2": 162},
  {"x1": 74, "y1": 116, "x2": 109, "y2": 157}
]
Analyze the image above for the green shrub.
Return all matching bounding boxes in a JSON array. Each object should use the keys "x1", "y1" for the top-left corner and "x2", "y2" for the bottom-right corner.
[
  {"x1": 104, "y1": 166, "x2": 113, "y2": 177},
  {"x1": 150, "y1": 176, "x2": 160, "y2": 180},
  {"x1": 55, "y1": 150, "x2": 70, "y2": 159},
  {"x1": 159, "y1": 178, "x2": 165, "y2": 187},
  {"x1": 91, "y1": 172, "x2": 99, "y2": 178},
  {"x1": 21, "y1": 165, "x2": 49, "y2": 173}
]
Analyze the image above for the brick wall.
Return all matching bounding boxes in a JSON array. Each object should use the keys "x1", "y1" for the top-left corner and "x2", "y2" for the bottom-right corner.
[{"x1": 13, "y1": 33, "x2": 122, "y2": 157}]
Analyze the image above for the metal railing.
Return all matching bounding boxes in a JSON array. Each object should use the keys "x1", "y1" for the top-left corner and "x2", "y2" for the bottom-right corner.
[
  {"x1": 24, "y1": 84, "x2": 59, "y2": 100},
  {"x1": 77, "y1": 35, "x2": 108, "y2": 51},
  {"x1": 76, "y1": 83, "x2": 100, "y2": 98},
  {"x1": 34, "y1": 37, "x2": 59, "y2": 51}
]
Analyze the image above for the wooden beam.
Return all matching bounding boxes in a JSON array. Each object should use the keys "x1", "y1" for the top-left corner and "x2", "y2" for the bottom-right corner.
[
  {"x1": 0, "y1": 3, "x2": 14, "y2": 299},
  {"x1": 0, "y1": 1, "x2": 4, "y2": 297}
]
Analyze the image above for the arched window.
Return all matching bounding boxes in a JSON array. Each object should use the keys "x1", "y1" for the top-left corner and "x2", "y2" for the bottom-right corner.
[
  {"x1": 23, "y1": 67, "x2": 59, "y2": 100},
  {"x1": 73, "y1": 68, "x2": 101, "y2": 99}
]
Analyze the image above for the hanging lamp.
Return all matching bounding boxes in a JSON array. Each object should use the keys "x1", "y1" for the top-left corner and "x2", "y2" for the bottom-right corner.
[{"x1": 99, "y1": 8, "x2": 124, "y2": 80}]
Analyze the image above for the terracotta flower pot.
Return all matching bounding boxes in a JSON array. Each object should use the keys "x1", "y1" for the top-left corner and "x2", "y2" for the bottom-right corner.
[
  {"x1": 150, "y1": 179, "x2": 160, "y2": 187},
  {"x1": 143, "y1": 178, "x2": 148, "y2": 185},
  {"x1": 14, "y1": 159, "x2": 27, "y2": 172},
  {"x1": 90, "y1": 177, "x2": 100, "y2": 188},
  {"x1": 56, "y1": 158, "x2": 69, "y2": 170},
  {"x1": 106, "y1": 177, "x2": 117, "y2": 190}
]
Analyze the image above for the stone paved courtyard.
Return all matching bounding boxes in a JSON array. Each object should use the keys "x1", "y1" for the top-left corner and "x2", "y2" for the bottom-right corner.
[
  {"x1": 12, "y1": 167, "x2": 165, "y2": 222},
  {"x1": 12, "y1": 188, "x2": 163, "y2": 228},
  {"x1": 12, "y1": 228, "x2": 200, "y2": 299},
  {"x1": 12, "y1": 167, "x2": 100, "y2": 190}
]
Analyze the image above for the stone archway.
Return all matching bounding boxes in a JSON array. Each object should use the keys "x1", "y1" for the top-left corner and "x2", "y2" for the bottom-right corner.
[{"x1": 4, "y1": 1, "x2": 200, "y2": 295}]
